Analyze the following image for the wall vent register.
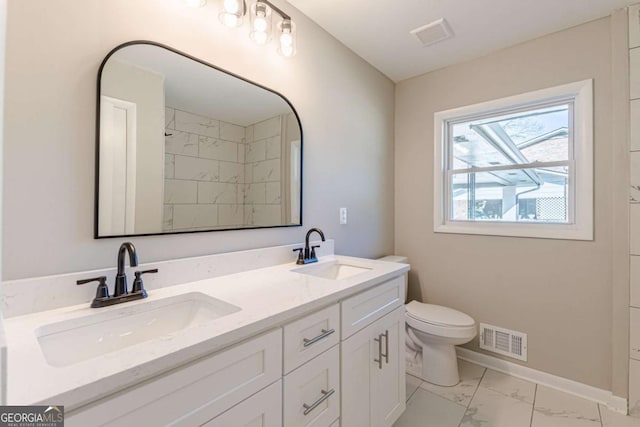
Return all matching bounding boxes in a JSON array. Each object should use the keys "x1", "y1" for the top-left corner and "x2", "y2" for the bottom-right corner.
[{"x1": 479, "y1": 322, "x2": 527, "y2": 362}]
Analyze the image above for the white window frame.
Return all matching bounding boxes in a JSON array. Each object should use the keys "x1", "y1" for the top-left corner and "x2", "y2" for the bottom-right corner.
[{"x1": 433, "y1": 79, "x2": 593, "y2": 240}]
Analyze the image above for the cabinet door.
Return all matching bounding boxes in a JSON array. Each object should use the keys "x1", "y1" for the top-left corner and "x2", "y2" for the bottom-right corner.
[
  {"x1": 203, "y1": 380, "x2": 282, "y2": 427},
  {"x1": 340, "y1": 320, "x2": 374, "y2": 427},
  {"x1": 341, "y1": 306, "x2": 406, "y2": 427},
  {"x1": 371, "y1": 306, "x2": 406, "y2": 427}
]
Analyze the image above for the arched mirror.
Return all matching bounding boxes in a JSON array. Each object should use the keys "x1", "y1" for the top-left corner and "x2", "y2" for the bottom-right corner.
[{"x1": 95, "y1": 41, "x2": 302, "y2": 238}]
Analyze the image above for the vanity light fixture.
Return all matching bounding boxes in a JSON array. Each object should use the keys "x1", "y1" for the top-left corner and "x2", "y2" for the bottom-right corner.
[{"x1": 219, "y1": 0, "x2": 297, "y2": 57}]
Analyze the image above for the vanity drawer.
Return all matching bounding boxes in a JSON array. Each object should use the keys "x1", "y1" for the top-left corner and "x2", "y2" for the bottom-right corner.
[
  {"x1": 341, "y1": 275, "x2": 404, "y2": 339},
  {"x1": 67, "y1": 329, "x2": 282, "y2": 427},
  {"x1": 203, "y1": 379, "x2": 282, "y2": 427},
  {"x1": 284, "y1": 345, "x2": 340, "y2": 427},
  {"x1": 284, "y1": 303, "x2": 340, "y2": 373}
]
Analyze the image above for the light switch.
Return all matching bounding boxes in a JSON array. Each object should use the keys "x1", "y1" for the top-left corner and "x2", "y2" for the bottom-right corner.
[{"x1": 339, "y1": 208, "x2": 348, "y2": 224}]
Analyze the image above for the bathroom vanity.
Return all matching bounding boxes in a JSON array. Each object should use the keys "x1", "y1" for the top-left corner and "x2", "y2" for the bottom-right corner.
[{"x1": 1, "y1": 242, "x2": 409, "y2": 426}]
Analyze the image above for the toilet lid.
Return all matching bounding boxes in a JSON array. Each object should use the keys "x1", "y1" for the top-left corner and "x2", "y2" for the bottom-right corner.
[{"x1": 406, "y1": 301, "x2": 475, "y2": 327}]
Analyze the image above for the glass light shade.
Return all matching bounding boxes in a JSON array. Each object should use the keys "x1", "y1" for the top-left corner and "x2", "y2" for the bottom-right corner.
[
  {"x1": 219, "y1": 0, "x2": 245, "y2": 27},
  {"x1": 183, "y1": 0, "x2": 207, "y2": 7},
  {"x1": 252, "y1": 31, "x2": 268, "y2": 44},
  {"x1": 249, "y1": 2, "x2": 272, "y2": 45},
  {"x1": 277, "y1": 19, "x2": 296, "y2": 58}
]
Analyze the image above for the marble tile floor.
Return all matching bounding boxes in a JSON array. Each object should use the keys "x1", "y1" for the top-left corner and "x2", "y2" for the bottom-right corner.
[{"x1": 394, "y1": 360, "x2": 640, "y2": 427}]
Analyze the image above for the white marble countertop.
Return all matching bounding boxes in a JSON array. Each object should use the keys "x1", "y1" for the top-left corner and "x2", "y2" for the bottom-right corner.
[{"x1": 3, "y1": 255, "x2": 409, "y2": 411}]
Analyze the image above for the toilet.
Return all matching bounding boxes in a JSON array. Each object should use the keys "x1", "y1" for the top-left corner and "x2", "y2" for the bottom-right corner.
[{"x1": 378, "y1": 256, "x2": 477, "y2": 387}]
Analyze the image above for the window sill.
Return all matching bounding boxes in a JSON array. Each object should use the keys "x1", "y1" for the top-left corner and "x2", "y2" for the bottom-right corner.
[{"x1": 434, "y1": 221, "x2": 593, "y2": 241}]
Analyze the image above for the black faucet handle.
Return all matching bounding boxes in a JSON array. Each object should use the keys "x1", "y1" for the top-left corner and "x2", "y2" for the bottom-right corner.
[
  {"x1": 310, "y1": 245, "x2": 321, "y2": 259},
  {"x1": 77, "y1": 276, "x2": 110, "y2": 300},
  {"x1": 293, "y1": 248, "x2": 304, "y2": 264},
  {"x1": 135, "y1": 268, "x2": 158, "y2": 277},
  {"x1": 132, "y1": 269, "x2": 157, "y2": 295},
  {"x1": 76, "y1": 276, "x2": 107, "y2": 286}
]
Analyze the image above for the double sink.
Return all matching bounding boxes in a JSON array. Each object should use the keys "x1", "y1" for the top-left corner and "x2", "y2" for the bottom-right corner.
[{"x1": 34, "y1": 259, "x2": 372, "y2": 368}]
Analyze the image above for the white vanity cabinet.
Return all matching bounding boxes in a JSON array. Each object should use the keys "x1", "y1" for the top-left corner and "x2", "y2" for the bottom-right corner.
[
  {"x1": 65, "y1": 273, "x2": 407, "y2": 427},
  {"x1": 340, "y1": 277, "x2": 406, "y2": 427},
  {"x1": 66, "y1": 329, "x2": 283, "y2": 427}
]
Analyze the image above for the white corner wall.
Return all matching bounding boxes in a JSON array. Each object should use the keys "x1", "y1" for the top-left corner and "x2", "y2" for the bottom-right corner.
[{"x1": 2, "y1": 0, "x2": 395, "y2": 279}]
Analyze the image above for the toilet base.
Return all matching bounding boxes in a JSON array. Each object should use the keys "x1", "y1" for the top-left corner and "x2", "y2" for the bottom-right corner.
[{"x1": 420, "y1": 342, "x2": 460, "y2": 386}]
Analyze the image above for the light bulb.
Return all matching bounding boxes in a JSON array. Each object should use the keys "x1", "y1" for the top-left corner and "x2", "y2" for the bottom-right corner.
[
  {"x1": 221, "y1": 12, "x2": 239, "y2": 27},
  {"x1": 254, "y1": 16, "x2": 267, "y2": 32},
  {"x1": 223, "y1": 0, "x2": 240, "y2": 13},
  {"x1": 280, "y1": 32, "x2": 293, "y2": 47},
  {"x1": 219, "y1": 0, "x2": 243, "y2": 27},
  {"x1": 280, "y1": 44, "x2": 294, "y2": 57},
  {"x1": 252, "y1": 31, "x2": 268, "y2": 44},
  {"x1": 278, "y1": 19, "x2": 296, "y2": 57}
]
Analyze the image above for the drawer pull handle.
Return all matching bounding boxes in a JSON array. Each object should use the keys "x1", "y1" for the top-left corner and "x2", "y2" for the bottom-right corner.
[
  {"x1": 374, "y1": 334, "x2": 383, "y2": 369},
  {"x1": 303, "y1": 328, "x2": 335, "y2": 347},
  {"x1": 303, "y1": 388, "x2": 335, "y2": 415}
]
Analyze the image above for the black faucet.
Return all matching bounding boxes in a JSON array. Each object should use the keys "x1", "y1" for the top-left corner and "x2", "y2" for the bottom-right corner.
[
  {"x1": 115, "y1": 242, "x2": 139, "y2": 296},
  {"x1": 293, "y1": 228, "x2": 326, "y2": 265},
  {"x1": 77, "y1": 242, "x2": 157, "y2": 308}
]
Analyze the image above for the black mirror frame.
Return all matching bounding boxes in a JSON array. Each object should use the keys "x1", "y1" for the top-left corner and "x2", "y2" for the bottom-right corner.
[{"x1": 94, "y1": 40, "x2": 303, "y2": 239}]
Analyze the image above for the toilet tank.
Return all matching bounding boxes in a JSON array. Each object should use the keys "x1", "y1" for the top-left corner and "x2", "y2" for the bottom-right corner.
[{"x1": 377, "y1": 255, "x2": 409, "y2": 303}]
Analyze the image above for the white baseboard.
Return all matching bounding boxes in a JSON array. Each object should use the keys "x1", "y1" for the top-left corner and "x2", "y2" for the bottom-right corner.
[{"x1": 456, "y1": 347, "x2": 628, "y2": 415}]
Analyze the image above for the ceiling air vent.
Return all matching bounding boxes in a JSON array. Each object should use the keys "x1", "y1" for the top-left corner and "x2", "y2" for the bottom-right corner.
[
  {"x1": 479, "y1": 323, "x2": 527, "y2": 361},
  {"x1": 410, "y1": 18, "x2": 453, "y2": 47}
]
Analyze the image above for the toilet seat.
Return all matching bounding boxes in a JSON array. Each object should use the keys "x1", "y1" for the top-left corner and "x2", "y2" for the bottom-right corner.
[
  {"x1": 406, "y1": 313, "x2": 476, "y2": 339},
  {"x1": 405, "y1": 301, "x2": 475, "y2": 327},
  {"x1": 405, "y1": 301, "x2": 476, "y2": 339}
]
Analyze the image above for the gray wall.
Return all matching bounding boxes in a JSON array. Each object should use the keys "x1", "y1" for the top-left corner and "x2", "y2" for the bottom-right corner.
[
  {"x1": 2, "y1": 0, "x2": 395, "y2": 279},
  {"x1": 395, "y1": 17, "x2": 621, "y2": 392}
]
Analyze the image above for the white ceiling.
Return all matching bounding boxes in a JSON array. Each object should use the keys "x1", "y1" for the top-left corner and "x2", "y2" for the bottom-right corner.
[
  {"x1": 287, "y1": 0, "x2": 636, "y2": 82},
  {"x1": 112, "y1": 44, "x2": 292, "y2": 126}
]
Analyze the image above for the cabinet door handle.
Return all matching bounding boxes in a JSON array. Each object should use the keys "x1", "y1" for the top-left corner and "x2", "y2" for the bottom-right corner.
[
  {"x1": 303, "y1": 388, "x2": 335, "y2": 415},
  {"x1": 374, "y1": 334, "x2": 383, "y2": 369},
  {"x1": 303, "y1": 328, "x2": 335, "y2": 347},
  {"x1": 381, "y1": 330, "x2": 389, "y2": 364}
]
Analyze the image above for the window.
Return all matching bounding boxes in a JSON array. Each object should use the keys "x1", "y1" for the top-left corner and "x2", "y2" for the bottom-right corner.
[{"x1": 433, "y1": 80, "x2": 593, "y2": 240}]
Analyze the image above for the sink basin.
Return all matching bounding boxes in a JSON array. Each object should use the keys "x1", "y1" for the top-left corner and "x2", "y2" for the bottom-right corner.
[
  {"x1": 35, "y1": 292, "x2": 241, "y2": 367},
  {"x1": 293, "y1": 260, "x2": 372, "y2": 280}
]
